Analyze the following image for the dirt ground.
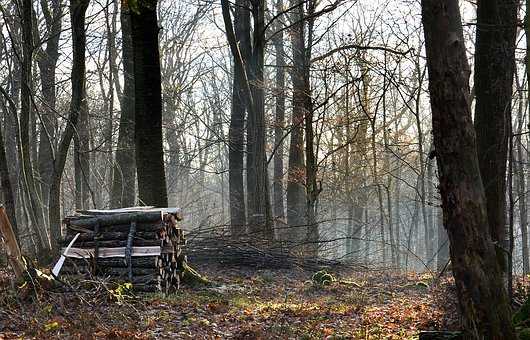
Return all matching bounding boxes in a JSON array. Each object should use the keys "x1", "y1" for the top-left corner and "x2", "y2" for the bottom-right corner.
[{"x1": 0, "y1": 263, "x2": 461, "y2": 339}]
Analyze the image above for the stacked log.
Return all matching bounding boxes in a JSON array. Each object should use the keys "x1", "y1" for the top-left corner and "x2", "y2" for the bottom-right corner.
[{"x1": 61, "y1": 207, "x2": 186, "y2": 293}]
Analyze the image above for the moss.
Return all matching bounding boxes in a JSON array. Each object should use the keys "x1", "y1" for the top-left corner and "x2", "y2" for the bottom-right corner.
[
  {"x1": 311, "y1": 270, "x2": 336, "y2": 286},
  {"x1": 180, "y1": 263, "x2": 211, "y2": 287}
]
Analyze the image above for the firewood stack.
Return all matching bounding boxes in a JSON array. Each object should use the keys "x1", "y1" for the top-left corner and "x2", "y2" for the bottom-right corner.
[{"x1": 60, "y1": 207, "x2": 186, "y2": 293}]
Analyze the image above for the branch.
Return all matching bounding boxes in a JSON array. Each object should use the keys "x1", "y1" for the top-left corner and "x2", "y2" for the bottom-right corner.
[{"x1": 311, "y1": 44, "x2": 412, "y2": 63}]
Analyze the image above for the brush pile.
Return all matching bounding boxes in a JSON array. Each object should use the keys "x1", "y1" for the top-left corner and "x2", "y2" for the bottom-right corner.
[{"x1": 60, "y1": 207, "x2": 186, "y2": 293}]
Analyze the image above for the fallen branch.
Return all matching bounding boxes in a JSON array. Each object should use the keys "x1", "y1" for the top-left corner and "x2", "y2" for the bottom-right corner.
[{"x1": 0, "y1": 205, "x2": 25, "y2": 280}]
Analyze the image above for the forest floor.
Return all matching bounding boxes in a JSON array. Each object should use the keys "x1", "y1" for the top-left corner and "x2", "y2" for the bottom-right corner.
[{"x1": 0, "y1": 263, "x2": 462, "y2": 339}]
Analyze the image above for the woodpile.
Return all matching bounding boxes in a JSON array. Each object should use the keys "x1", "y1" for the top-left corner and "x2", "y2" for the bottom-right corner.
[{"x1": 60, "y1": 207, "x2": 186, "y2": 293}]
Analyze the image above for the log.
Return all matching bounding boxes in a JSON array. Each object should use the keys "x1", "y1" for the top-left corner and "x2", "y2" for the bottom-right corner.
[
  {"x1": 88, "y1": 257, "x2": 160, "y2": 268},
  {"x1": 74, "y1": 239, "x2": 162, "y2": 248},
  {"x1": 0, "y1": 205, "x2": 25, "y2": 279},
  {"x1": 65, "y1": 222, "x2": 165, "y2": 234},
  {"x1": 60, "y1": 207, "x2": 186, "y2": 294},
  {"x1": 63, "y1": 231, "x2": 159, "y2": 243},
  {"x1": 62, "y1": 263, "x2": 158, "y2": 276},
  {"x1": 67, "y1": 211, "x2": 164, "y2": 228}
]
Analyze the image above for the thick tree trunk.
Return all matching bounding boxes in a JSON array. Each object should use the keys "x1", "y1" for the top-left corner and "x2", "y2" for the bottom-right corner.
[
  {"x1": 37, "y1": 0, "x2": 62, "y2": 226},
  {"x1": 221, "y1": 0, "x2": 272, "y2": 240},
  {"x1": 286, "y1": 0, "x2": 307, "y2": 244},
  {"x1": 111, "y1": 5, "x2": 136, "y2": 208},
  {"x1": 228, "y1": 0, "x2": 250, "y2": 235},
  {"x1": 473, "y1": 0, "x2": 517, "y2": 278},
  {"x1": 421, "y1": 0, "x2": 515, "y2": 337},
  {"x1": 130, "y1": 1, "x2": 168, "y2": 208},
  {"x1": 247, "y1": 0, "x2": 273, "y2": 237}
]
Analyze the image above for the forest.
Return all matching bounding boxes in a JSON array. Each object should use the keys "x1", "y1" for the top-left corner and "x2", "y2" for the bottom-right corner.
[{"x1": 0, "y1": 0, "x2": 528, "y2": 338}]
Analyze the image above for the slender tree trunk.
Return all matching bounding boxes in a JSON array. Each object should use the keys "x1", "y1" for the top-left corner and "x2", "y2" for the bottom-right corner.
[
  {"x1": 436, "y1": 205, "x2": 449, "y2": 271},
  {"x1": 111, "y1": 3, "x2": 136, "y2": 208},
  {"x1": 130, "y1": 0, "x2": 168, "y2": 207},
  {"x1": 421, "y1": 0, "x2": 515, "y2": 337},
  {"x1": 272, "y1": 0, "x2": 286, "y2": 224},
  {"x1": 426, "y1": 148, "x2": 434, "y2": 267},
  {"x1": 473, "y1": 0, "x2": 518, "y2": 278},
  {"x1": 20, "y1": 0, "x2": 48, "y2": 252},
  {"x1": 0, "y1": 106, "x2": 18, "y2": 239},
  {"x1": 49, "y1": 0, "x2": 89, "y2": 252},
  {"x1": 303, "y1": 0, "x2": 319, "y2": 257},
  {"x1": 515, "y1": 76, "x2": 529, "y2": 274},
  {"x1": 74, "y1": 28, "x2": 91, "y2": 210}
]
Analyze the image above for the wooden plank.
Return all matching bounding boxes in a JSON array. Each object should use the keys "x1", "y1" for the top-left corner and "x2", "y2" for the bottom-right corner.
[{"x1": 64, "y1": 246, "x2": 162, "y2": 258}]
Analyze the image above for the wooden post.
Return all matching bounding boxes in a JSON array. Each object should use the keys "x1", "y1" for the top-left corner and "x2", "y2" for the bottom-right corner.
[{"x1": 0, "y1": 205, "x2": 25, "y2": 279}]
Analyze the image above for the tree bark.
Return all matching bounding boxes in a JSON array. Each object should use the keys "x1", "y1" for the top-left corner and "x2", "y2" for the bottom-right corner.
[
  {"x1": 130, "y1": 0, "x2": 168, "y2": 208},
  {"x1": 286, "y1": 0, "x2": 307, "y2": 244},
  {"x1": 515, "y1": 75, "x2": 529, "y2": 274},
  {"x1": 247, "y1": 0, "x2": 273, "y2": 237},
  {"x1": 421, "y1": 0, "x2": 515, "y2": 337},
  {"x1": 272, "y1": 0, "x2": 286, "y2": 224},
  {"x1": 473, "y1": 0, "x2": 517, "y2": 278},
  {"x1": 0, "y1": 105, "x2": 18, "y2": 239},
  {"x1": 228, "y1": 0, "x2": 250, "y2": 235},
  {"x1": 436, "y1": 205, "x2": 449, "y2": 272},
  {"x1": 37, "y1": 0, "x2": 63, "y2": 226},
  {"x1": 111, "y1": 3, "x2": 136, "y2": 208},
  {"x1": 20, "y1": 0, "x2": 48, "y2": 253}
]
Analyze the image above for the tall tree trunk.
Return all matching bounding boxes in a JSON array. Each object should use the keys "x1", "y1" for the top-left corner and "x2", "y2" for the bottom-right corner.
[
  {"x1": 130, "y1": 0, "x2": 168, "y2": 207},
  {"x1": 286, "y1": 0, "x2": 307, "y2": 245},
  {"x1": 515, "y1": 75, "x2": 529, "y2": 274},
  {"x1": 20, "y1": 0, "x2": 48, "y2": 252},
  {"x1": 49, "y1": 0, "x2": 89, "y2": 252},
  {"x1": 73, "y1": 24, "x2": 91, "y2": 210},
  {"x1": 426, "y1": 147, "x2": 434, "y2": 267},
  {"x1": 421, "y1": 0, "x2": 515, "y2": 337},
  {"x1": 303, "y1": 0, "x2": 319, "y2": 257},
  {"x1": 473, "y1": 0, "x2": 517, "y2": 278},
  {"x1": 110, "y1": 3, "x2": 136, "y2": 208},
  {"x1": 37, "y1": 0, "x2": 62, "y2": 226},
  {"x1": 246, "y1": 0, "x2": 273, "y2": 238},
  {"x1": 272, "y1": 0, "x2": 286, "y2": 225},
  {"x1": 228, "y1": 0, "x2": 250, "y2": 235}
]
